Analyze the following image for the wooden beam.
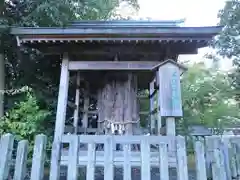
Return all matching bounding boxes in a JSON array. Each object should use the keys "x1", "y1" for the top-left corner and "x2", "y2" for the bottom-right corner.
[
  {"x1": 82, "y1": 90, "x2": 90, "y2": 134},
  {"x1": 65, "y1": 126, "x2": 98, "y2": 134},
  {"x1": 73, "y1": 72, "x2": 80, "y2": 134},
  {"x1": 156, "y1": 69, "x2": 162, "y2": 135},
  {"x1": 68, "y1": 61, "x2": 161, "y2": 70},
  {"x1": 27, "y1": 41, "x2": 199, "y2": 55},
  {"x1": 50, "y1": 53, "x2": 69, "y2": 180},
  {"x1": 79, "y1": 109, "x2": 151, "y2": 115},
  {"x1": 150, "y1": 80, "x2": 156, "y2": 134}
]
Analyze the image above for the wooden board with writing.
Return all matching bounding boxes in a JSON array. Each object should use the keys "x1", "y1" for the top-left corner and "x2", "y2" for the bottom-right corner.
[{"x1": 158, "y1": 62, "x2": 183, "y2": 117}]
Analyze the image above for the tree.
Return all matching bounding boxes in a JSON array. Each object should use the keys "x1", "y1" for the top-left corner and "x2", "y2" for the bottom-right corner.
[
  {"x1": 213, "y1": 0, "x2": 240, "y2": 105},
  {"x1": 0, "y1": 86, "x2": 51, "y2": 156},
  {"x1": 0, "y1": 0, "x2": 139, "y2": 137},
  {"x1": 178, "y1": 63, "x2": 240, "y2": 135}
]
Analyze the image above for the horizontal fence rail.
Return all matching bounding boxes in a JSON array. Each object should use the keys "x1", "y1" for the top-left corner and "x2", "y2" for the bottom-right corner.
[{"x1": 0, "y1": 133, "x2": 240, "y2": 180}]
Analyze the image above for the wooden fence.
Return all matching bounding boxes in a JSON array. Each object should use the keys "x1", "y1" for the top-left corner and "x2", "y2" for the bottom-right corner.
[{"x1": 0, "y1": 133, "x2": 240, "y2": 180}]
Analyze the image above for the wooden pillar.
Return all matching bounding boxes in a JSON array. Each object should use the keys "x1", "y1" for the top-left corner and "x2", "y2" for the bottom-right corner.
[
  {"x1": 73, "y1": 72, "x2": 80, "y2": 134},
  {"x1": 156, "y1": 70, "x2": 162, "y2": 135},
  {"x1": 0, "y1": 53, "x2": 4, "y2": 117},
  {"x1": 166, "y1": 117, "x2": 176, "y2": 136},
  {"x1": 149, "y1": 79, "x2": 155, "y2": 134},
  {"x1": 82, "y1": 85, "x2": 89, "y2": 134},
  {"x1": 50, "y1": 53, "x2": 69, "y2": 180}
]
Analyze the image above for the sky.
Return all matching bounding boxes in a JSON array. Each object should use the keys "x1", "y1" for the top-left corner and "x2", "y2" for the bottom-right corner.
[{"x1": 127, "y1": 0, "x2": 232, "y2": 70}]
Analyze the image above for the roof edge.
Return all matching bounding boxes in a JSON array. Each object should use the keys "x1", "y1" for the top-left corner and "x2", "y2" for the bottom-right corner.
[
  {"x1": 70, "y1": 19, "x2": 186, "y2": 27},
  {"x1": 10, "y1": 26, "x2": 223, "y2": 36}
]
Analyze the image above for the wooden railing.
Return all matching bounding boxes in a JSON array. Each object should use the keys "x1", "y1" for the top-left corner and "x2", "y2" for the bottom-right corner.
[{"x1": 0, "y1": 133, "x2": 240, "y2": 180}]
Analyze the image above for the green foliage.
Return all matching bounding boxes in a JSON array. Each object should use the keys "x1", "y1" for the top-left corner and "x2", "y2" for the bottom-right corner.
[
  {"x1": 0, "y1": 87, "x2": 51, "y2": 154},
  {"x1": 179, "y1": 63, "x2": 239, "y2": 134},
  {"x1": 213, "y1": 0, "x2": 240, "y2": 101}
]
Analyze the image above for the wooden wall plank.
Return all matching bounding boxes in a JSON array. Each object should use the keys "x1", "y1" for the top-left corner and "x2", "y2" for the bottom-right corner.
[
  {"x1": 68, "y1": 61, "x2": 160, "y2": 70},
  {"x1": 30, "y1": 134, "x2": 47, "y2": 180},
  {"x1": 0, "y1": 134, "x2": 14, "y2": 180},
  {"x1": 14, "y1": 140, "x2": 28, "y2": 180}
]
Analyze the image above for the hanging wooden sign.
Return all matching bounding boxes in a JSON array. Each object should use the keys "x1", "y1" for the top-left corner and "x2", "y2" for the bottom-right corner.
[{"x1": 155, "y1": 59, "x2": 186, "y2": 117}]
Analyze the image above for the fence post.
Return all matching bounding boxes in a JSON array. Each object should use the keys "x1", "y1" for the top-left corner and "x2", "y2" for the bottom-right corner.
[
  {"x1": 0, "y1": 133, "x2": 14, "y2": 180},
  {"x1": 123, "y1": 144, "x2": 131, "y2": 180},
  {"x1": 141, "y1": 137, "x2": 150, "y2": 180},
  {"x1": 176, "y1": 136, "x2": 188, "y2": 180},
  {"x1": 230, "y1": 137, "x2": 240, "y2": 177},
  {"x1": 205, "y1": 137, "x2": 214, "y2": 179},
  {"x1": 104, "y1": 136, "x2": 114, "y2": 180},
  {"x1": 30, "y1": 134, "x2": 47, "y2": 180},
  {"x1": 194, "y1": 138, "x2": 207, "y2": 180},
  {"x1": 13, "y1": 140, "x2": 29, "y2": 180},
  {"x1": 220, "y1": 138, "x2": 232, "y2": 180},
  {"x1": 67, "y1": 135, "x2": 79, "y2": 180},
  {"x1": 87, "y1": 142, "x2": 96, "y2": 180},
  {"x1": 211, "y1": 137, "x2": 227, "y2": 180},
  {"x1": 159, "y1": 142, "x2": 169, "y2": 180}
]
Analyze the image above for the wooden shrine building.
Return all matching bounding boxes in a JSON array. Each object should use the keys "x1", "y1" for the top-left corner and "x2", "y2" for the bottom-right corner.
[{"x1": 11, "y1": 20, "x2": 221, "y2": 140}]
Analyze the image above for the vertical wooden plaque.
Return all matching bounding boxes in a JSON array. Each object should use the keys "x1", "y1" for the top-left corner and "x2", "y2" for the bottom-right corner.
[{"x1": 158, "y1": 61, "x2": 183, "y2": 117}]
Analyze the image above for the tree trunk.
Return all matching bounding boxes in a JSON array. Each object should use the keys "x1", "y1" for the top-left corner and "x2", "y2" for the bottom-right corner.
[
  {"x1": 97, "y1": 72, "x2": 140, "y2": 135},
  {"x1": 0, "y1": 54, "x2": 4, "y2": 117}
]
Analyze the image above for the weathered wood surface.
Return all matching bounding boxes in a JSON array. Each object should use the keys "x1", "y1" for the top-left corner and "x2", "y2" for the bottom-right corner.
[
  {"x1": 67, "y1": 136, "x2": 79, "y2": 180},
  {"x1": 30, "y1": 134, "x2": 47, "y2": 180},
  {"x1": 194, "y1": 138, "x2": 207, "y2": 180},
  {"x1": 97, "y1": 73, "x2": 139, "y2": 135},
  {"x1": 13, "y1": 140, "x2": 28, "y2": 180},
  {"x1": 0, "y1": 133, "x2": 14, "y2": 180},
  {"x1": 73, "y1": 71, "x2": 80, "y2": 134},
  {"x1": 68, "y1": 61, "x2": 161, "y2": 70},
  {"x1": 0, "y1": 134, "x2": 48, "y2": 180},
  {"x1": 157, "y1": 60, "x2": 183, "y2": 117},
  {"x1": 149, "y1": 79, "x2": 156, "y2": 134},
  {"x1": 50, "y1": 52, "x2": 70, "y2": 180},
  {"x1": 0, "y1": 133, "x2": 240, "y2": 180}
]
